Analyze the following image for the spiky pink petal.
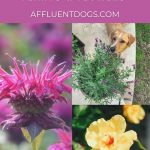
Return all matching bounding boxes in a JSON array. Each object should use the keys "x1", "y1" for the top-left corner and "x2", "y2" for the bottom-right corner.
[
  {"x1": 0, "y1": 56, "x2": 72, "y2": 130},
  {"x1": 48, "y1": 129, "x2": 72, "y2": 150}
]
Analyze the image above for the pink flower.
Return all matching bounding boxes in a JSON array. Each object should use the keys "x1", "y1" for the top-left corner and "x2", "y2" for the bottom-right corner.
[
  {"x1": 48, "y1": 129, "x2": 72, "y2": 150},
  {"x1": 0, "y1": 55, "x2": 72, "y2": 131},
  {"x1": 0, "y1": 101, "x2": 12, "y2": 122}
]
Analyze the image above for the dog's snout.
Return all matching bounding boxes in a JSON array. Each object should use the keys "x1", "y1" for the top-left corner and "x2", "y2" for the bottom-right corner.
[{"x1": 110, "y1": 46, "x2": 115, "y2": 53}]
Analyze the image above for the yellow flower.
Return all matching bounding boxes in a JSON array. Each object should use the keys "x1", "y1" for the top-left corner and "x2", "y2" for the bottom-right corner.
[
  {"x1": 85, "y1": 115, "x2": 137, "y2": 150},
  {"x1": 123, "y1": 105, "x2": 145, "y2": 124}
]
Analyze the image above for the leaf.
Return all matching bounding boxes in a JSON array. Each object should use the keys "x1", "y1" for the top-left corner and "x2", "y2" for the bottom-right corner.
[
  {"x1": 73, "y1": 141, "x2": 84, "y2": 150},
  {"x1": 26, "y1": 122, "x2": 42, "y2": 141},
  {"x1": 21, "y1": 127, "x2": 45, "y2": 150},
  {"x1": 21, "y1": 127, "x2": 31, "y2": 142},
  {"x1": 136, "y1": 140, "x2": 147, "y2": 150},
  {"x1": 32, "y1": 130, "x2": 45, "y2": 150},
  {"x1": 74, "y1": 106, "x2": 87, "y2": 117}
]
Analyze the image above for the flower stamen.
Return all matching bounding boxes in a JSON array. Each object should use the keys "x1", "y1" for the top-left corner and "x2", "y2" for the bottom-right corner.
[{"x1": 103, "y1": 135, "x2": 114, "y2": 146}]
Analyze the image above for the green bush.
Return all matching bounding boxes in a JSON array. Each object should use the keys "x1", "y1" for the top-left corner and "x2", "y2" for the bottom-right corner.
[
  {"x1": 73, "y1": 41, "x2": 132, "y2": 104},
  {"x1": 72, "y1": 33, "x2": 81, "y2": 55}
]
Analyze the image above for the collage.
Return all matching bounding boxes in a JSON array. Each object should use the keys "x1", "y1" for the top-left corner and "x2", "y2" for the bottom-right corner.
[{"x1": 0, "y1": 23, "x2": 149, "y2": 150}]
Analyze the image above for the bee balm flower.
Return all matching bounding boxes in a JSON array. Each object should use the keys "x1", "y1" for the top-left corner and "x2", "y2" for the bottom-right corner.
[
  {"x1": 48, "y1": 129, "x2": 72, "y2": 150},
  {"x1": 0, "y1": 101, "x2": 12, "y2": 122},
  {"x1": 123, "y1": 105, "x2": 145, "y2": 124},
  {"x1": 85, "y1": 115, "x2": 137, "y2": 150},
  {"x1": 0, "y1": 55, "x2": 72, "y2": 131}
]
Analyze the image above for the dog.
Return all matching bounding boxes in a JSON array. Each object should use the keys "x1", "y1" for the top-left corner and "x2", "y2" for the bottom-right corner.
[{"x1": 106, "y1": 23, "x2": 135, "y2": 54}]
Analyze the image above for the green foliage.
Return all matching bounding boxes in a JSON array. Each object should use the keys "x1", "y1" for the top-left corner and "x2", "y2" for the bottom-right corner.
[
  {"x1": 134, "y1": 24, "x2": 150, "y2": 104},
  {"x1": 0, "y1": 24, "x2": 44, "y2": 63},
  {"x1": 73, "y1": 141, "x2": 84, "y2": 150},
  {"x1": 73, "y1": 106, "x2": 102, "y2": 150},
  {"x1": 73, "y1": 43, "x2": 132, "y2": 104},
  {"x1": 136, "y1": 24, "x2": 150, "y2": 43},
  {"x1": 72, "y1": 33, "x2": 81, "y2": 55}
]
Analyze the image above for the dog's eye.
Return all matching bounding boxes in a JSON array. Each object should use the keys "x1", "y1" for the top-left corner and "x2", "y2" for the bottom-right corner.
[
  {"x1": 120, "y1": 40, "x2": 125, "y2": 43},
  {"x1": 113, "y1": 37, "x2": 116, "y2": 41}
]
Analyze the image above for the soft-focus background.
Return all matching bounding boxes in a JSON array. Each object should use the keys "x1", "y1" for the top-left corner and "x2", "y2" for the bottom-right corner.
[{"x1": 0, "y1": 23, "x2": 72, "y2": 150}]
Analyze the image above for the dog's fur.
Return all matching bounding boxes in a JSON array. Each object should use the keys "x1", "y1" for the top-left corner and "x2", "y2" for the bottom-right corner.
[{"x1": 106, "y1": 23, "x2": 135, "y2": 54}]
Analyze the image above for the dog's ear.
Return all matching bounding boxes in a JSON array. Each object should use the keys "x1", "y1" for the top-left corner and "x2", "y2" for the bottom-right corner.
[{"x1": 128, "y1": 34, "x2": 135, "y2": 47}]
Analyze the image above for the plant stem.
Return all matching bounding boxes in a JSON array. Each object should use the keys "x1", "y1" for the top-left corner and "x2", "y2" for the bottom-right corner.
[
  {"x1": 136, "y1": 139, "x2": 147, "y2": 150},
  {"x1": 32, "y1": 141, "x2": 36, "y2": 150}
]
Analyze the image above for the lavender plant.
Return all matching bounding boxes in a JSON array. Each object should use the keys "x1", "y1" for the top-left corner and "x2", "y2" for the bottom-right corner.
[{"x1": 73, "y1": 39, "x2": 132, "y2": 104}]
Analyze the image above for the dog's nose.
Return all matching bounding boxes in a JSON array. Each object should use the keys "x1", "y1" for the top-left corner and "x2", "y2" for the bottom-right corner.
[{"x1": 110, "y1": 46, "x2": 115, "y2": 53}]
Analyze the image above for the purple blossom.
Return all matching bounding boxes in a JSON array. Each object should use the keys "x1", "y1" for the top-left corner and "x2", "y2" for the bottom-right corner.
[
  {"x1": 0, "y1": 101, "x2": 12, "y2": 123},
  {"x1": 19, "y1": 24, "x2": 72, "y2": 68},
  {"x1": 0, "y1": 55, "x2": 72, "y2": 131},
  {"x1": 52, "y1": 101, "x2": 72, "y2": 126},
  {"x1": 0, "y1": 102, "x2": 24, "y2": 144},
  {"x1": 42, "y1": 30, "x2": 72, "y2": 68},
  {"x1": 24, "y1": 24, "x2": 55, "y2": 44},
  {"x1": 48, "y1": 129, "x2": 72, "y2": 150}
]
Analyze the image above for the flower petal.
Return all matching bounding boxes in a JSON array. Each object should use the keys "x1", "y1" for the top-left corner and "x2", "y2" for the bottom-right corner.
[
  {"x1": 123, "y1": 105, "x2": 145, "y2": 124},
  {"x1": 85, "y1": 118, "x2": 113, "y2": 149},
  {"x1": 109, "y1": 115, "x2": 126, "y2": 134},
  {"x1": 116, "y1": 130, "x2": 137, "y2": 150}
]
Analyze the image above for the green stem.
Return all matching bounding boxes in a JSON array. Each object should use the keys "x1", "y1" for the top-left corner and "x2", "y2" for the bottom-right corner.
[
  {"x1": 21, "y1": 128, "x2": 45, "y2": 150},
  {"x1": 32, "y1": 140, "x2": 38, "y2": 150},
  {"x1": 119, "y1": 98, "x2": 121, "y2": 105},
  {"x1": 32, "y1": 142, "x2": 36, "y2": 150},
  {"x1": 136, "y1": 139, "x2": 147, "y2": 150}
]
